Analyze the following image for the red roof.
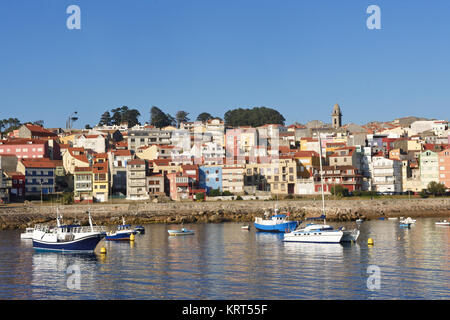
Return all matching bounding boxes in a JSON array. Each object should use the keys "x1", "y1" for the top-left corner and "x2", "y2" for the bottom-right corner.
[
  {"x1": 24, "y1": 124, "x2": 57, "y2": 137},
  {"x1": 21, "y1": 158, "x2": 58, "y2": 168},
  {"x1": 128, "y1": 159, "x2": 146, "y2": 165},
  {"x1": 112, "y1": 150, "x2": 132, "y2": 157},
  {"x1": 294, "y1": 151, "x2": 320, "y2": 158}
]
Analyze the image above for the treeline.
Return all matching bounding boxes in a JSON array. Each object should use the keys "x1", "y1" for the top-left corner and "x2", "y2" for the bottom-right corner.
[
  {"x1": 98, "y1": 105, "x2": 285, "y2": 129},
  {"x1": 224, "y1": 107, "x2": 285, "y2": 127}
]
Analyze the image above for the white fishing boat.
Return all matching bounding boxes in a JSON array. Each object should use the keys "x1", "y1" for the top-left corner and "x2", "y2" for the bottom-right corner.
[
  {"x1": 105, "y1": 217, "x2": 137, "y2": 241},
  {"x1": 283, "y1": 132, "x2": 359, "y2": 244},
  {"x1": 20, "y1": 227, "x2": 34, "y2": 239},
  {"x1": 32, "y1": 211, "x2": 106, "y2": 252},
  {"x1": 435, "y1": 220, "x2": 450, "y2": 226}
]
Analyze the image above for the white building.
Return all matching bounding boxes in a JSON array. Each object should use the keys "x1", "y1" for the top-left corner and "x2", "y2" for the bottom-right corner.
[
  {"x1": 73, "y1": 133, "x2": 107, "y2": 154},
  {"x1": 371, "y1": 156, "x2": 402, "y2": 194}
]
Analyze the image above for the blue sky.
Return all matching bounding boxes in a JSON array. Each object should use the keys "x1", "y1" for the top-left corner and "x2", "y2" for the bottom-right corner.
[{"x1": 0, "y1": 0, "x2": 449, "y2": 128}]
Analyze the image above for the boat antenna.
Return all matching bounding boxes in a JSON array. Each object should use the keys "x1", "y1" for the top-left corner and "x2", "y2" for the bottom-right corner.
[
  {"x1": 317, "y1": 129, "x2": 326, "y2": 225},
  {"x1": 88, "y1": 209, "x2": 94, "y2": 232}
]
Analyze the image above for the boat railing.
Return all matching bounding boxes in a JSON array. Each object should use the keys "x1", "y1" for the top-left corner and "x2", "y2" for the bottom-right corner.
[{"x1": 71, "y1": 226, "x2": 107, "y2": 233}]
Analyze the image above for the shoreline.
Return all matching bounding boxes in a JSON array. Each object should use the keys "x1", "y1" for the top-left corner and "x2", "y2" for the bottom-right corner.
[{"x1": 0, "y1": 197, "x2": 449, "y2": 230}]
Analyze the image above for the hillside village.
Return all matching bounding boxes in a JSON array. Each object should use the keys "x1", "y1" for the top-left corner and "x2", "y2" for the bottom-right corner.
[{"x1": 0, "y1": 104, "x2": 449, "y2": 204}]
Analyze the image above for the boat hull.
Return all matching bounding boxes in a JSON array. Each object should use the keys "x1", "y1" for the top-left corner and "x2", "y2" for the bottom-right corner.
[
  {"x1": 105, "y1": 231, "x2": 134, "y2": 241},
  {"x1": 341, "y1": 229, "x2": 360, "y2": 242},
  {"x1": 254, "y1": 221, "x2": 298, "y2": 233},
  {"x1": 32, "y1": 234, "x2": 104, "y2": 252},
  {"x1": 168, "y1": 230, "x2": 194, "y2": 236},
  {"x1": 283, "y1": 231, "x2": 343, "y2": 243}
]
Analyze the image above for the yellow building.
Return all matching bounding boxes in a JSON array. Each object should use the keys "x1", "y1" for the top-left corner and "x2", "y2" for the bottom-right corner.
[
  {"x1": 136, "y1": 145, "x2": 177, "y2": 161},
  {"x1": 244, "y1": 156, "x2": 300, "y2": 194},
  {"x1": 92, "y1": 153, "x2": 109, "y2": 202},
  {"x1": 294, "y1": 151, "x2": 320, "y2": 178}
]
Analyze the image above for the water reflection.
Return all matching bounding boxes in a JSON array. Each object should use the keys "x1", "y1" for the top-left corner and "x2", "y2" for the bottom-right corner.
[{"x1": 0, "y1": 219, "x2": 449, "y2": 299}]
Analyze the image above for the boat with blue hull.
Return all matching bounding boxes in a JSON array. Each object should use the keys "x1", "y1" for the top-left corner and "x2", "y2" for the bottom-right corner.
[
  {"x1": 105, "y1": 218, "x2": 137, "y2": 241},
  {"x1": 254, "y1": 210, "x2": 298, "y2": 233},
  {"x1": 32, "y1": 211, "x2": 106, "y2": 253}
]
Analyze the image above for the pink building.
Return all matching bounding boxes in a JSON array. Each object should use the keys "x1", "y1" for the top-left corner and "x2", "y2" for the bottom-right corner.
[
  {"x1": 438, "y1": 148, "x2": 450, "y2": 189},
  {"x1": 0, "y1": 139, "x2": 49, "y2": 159}
]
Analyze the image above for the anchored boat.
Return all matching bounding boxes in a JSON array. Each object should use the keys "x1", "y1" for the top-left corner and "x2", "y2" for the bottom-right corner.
[
  {"x1": 283, "y1": 132, "x2": 359, "y2": 244},
  {"x1": 21, "y1": 227, "x2": 35, "y2": 240},
  {"x1": 254, "y1": 208, "x2": 298, "y2": 233},
  {"x1": 435, "y1": 220, "x2": 450, "y2": 226},
  {"x1": 168, "y1": 228, "x2": 195, "y2": 236},
  {"x1": 105, "y1": 218, "x2": 137, "y2": 241},
  {"x1": 32, "y1": 211, "x2": 106, "y2": 253}
]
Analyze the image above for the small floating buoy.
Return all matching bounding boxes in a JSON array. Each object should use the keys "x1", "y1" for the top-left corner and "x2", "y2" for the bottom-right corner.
[
  {"x1": 130, "y1": 233, "x2": 135, "y2": 241},
  {"x1": 368, "y1": 238, "x2": 374, "y2": 246},
  {"x1": 100, "y1": 247, "x2": 107, "y2": 254}
]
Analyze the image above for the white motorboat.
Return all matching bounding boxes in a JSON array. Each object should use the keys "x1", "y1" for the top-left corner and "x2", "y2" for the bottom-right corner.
[
  {"x1": 435, "y1": 220, "x2": 450, "y2": 226},
  {"x1": 20, "y1": 228, "x2": 34, "y2": 239},
  {"x1": 168, "y1": 228, "x2": 195, "y2": 236},
  {"x1": 388, "y1": 217, "x2": 398, "y2": 221},
  {"x1": 283, "y1": 223, "x2": 343, "y2": 243},
  {"x1": 400, "y1": 217, "x2": 416, "y2": 224}
]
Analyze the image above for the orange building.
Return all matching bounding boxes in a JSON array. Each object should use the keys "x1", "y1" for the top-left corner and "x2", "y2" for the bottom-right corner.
[{"x1": 438, "y1": 148, "x2": 450, "y2": 189}]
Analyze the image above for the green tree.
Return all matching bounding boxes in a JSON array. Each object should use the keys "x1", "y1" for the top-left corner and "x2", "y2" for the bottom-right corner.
[
  {"x1": 109, "y1": 106, "x2": 140, "y2": 128},
  {"x1": 98, "y1": 111, "x2": 112, "y2": 126},
  {"x1": 150, "y1": 106, "x2": 175, "y2": 128},
  {"x1": 196, "y1": 112, "x2": 214, "y2": 122},
  {"x1": 427, "y1": 181, "x2": 446, "y2": 196},
  {"x1": 195, "y1": 192, "x2": 205, "y2": 201},
  {"x1": 330, "y1": 185, "x2": 350, "y2": 197},
  {"x1": 224, "y1": 106, "x2": 285, "y2": 127},
  {"x1": 175, "y1": 110, "x2": 190, "y2": 128}
]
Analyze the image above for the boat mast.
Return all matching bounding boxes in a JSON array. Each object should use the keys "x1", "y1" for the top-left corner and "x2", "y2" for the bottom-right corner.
[{"x1": 317, "y1": 131, "x2": 326, "y2": 224}]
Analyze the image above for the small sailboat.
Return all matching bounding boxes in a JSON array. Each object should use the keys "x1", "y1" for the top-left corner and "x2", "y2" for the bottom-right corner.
[
  {"x1": 105, "y1": 217, "x2": 137, "y2": 241},
  {"x1": 435, "y1": 220, "x2": 450, "y2": 226},
  {"x1": 283, "y1": 133, "x2": 359, "y2": 244},
  {"x1": 168, "y1": 227, "x2": 195, "y2": 236}
]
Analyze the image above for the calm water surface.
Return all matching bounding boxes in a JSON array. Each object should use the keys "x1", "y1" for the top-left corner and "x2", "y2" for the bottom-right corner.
[{"x1": 0, "y1": 218, "x2": 449, "y2": 299}]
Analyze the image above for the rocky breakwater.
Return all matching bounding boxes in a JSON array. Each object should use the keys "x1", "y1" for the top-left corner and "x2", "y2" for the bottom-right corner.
[{"x1": 0, "y1": 197, "x2": 449, "y2": 230}]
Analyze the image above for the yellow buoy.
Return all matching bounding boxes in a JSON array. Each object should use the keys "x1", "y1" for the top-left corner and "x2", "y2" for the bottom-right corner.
[
  {"x1": 130, "y1": 233, "x2": 135, "y2": 241},
  {"x1": 100, "y1": 247, "x2": 107, "y2": 254},
  {"x1": 368, "y1": 238, "x2": 374, "y2": 246}
]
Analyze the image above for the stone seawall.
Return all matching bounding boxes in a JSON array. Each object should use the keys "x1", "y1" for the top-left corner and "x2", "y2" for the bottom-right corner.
[{"x1": 0, "y1": 198, "x2": 449, "y2": 230}]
